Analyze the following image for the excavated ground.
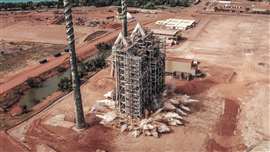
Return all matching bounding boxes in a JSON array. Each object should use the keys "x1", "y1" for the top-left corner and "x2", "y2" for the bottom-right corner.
[{"x1": 0, "y1": 4, "x2": 269, "y2": 152}]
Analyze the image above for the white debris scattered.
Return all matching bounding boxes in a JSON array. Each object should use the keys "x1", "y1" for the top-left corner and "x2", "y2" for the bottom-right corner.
[
  {"x1": 96, "y1": 99, "x2": 115, "y2": 109},
  {"x1": 168, "y1": 118, "x2": 184, "y2": 126},
  {"x1": 169, "y1": 99, "x2": 180, "y2": 105},
  {"x1": 90, "y1": 103, "x2": 109, "y2": 113},
  {"x1": 163, "y1": 102, "x2": 176, "y2": 111},
  {"x1": 151, "y1": 128, "x2": 159, "y2": 138},
  {"x1": 120, "y1": 124, "x2": 128, "y2": 132},
  {"x1": 157, "y1": 123, "x2": 170, "y2": 133},
  {"x1": 131, "y1": 129, "x2": 141, "y2": 138},
  {"x1": 164, "y1": 112, "x2": 184, "y2": 120},
  {"x1": 104, "y1": 91, "x2": 113, "y2": 99},
  {"x1": 139, "y1": 118, "x2": 153, "y2": 128},
  {"x1": 144, "y1": 130, "x2": 152, "y2": 136},
  {"x1": 183, "y1": 99, "x2": 200, "y2": 104},
  {"x1": 180, "y1": 105, "x2": 191, "y2": 112},
  {"x1": 98, "y1": 111, "x2": 117, "y2": 125},
  {"x1": 90, "y1": 94, "x2": 199, "y2": 138},
  {"x1": 176, "y1": 108, "x2": 188, "y2": 116}
]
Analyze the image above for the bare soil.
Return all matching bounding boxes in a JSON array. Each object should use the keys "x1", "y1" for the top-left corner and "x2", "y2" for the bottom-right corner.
[{"x1": 0, "y1": 4, "x2": 269, "y2": 152}]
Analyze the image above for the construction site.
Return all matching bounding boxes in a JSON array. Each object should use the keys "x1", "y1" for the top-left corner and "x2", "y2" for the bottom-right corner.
[{"x1": 0, "y1": 0, "x2": 270, "y2": 152}]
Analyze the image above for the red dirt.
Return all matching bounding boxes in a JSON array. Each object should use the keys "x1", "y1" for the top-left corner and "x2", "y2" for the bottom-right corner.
[
  {"x1": 173, "y1": 78, "x2": 216, "y2": 95},
  {"x1": 25, "y1": 116, "x2": 115, "y2": 152},
  {"x1": 206, "y1": 98, "x2": 246, "y2": 152},
  {"x1": 206, "y1": 139, "x2": 230, "y2": 152},
  {"x1": 216, "y1": 99, "x2": 240, "y2": 136},
  {"x1": 0, "y1": 131, "x2": 27, "y2": 152},
  {"x1": 0, "y1": 15, "x2": 162, "y2": 96}
]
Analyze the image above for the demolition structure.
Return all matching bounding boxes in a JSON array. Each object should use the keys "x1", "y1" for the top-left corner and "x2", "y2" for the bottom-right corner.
[{"x1": 112, "y1": 23, "x2": 166, "y2": 118}]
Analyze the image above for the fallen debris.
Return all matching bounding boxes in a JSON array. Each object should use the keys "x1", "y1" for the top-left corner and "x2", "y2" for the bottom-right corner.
[
  {"x1": 97, "y1": 111, "x2": 117, "y2": 125},
  {"x1": 131, "y1": 129, "x2": 141, "y2": 138},
  {"x1": 90, "y1": 94, "x2": 199, "y2": 138},
  {"x1": 163, "y1": 102, "x2": 176, "y2": 111},
  {"x1": 104, "y1": 91, "x2": 113, "y2": 99},
  {"x1": 157, "y1": 123, "x2": 171, "y2": 133}
]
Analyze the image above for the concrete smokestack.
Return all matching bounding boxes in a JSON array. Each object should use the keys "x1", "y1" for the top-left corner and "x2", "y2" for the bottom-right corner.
[
  {"x1": 121, "y1": 0, "x2": 128, "y2": 37},
  {"x1": 63, "y1": 0, "x2": 86, "y2": 129}
]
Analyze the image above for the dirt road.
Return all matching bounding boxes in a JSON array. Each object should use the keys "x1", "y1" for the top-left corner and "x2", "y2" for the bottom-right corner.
[{"x1": 0, "y1": 11, "x2": 172, "y2": 96}]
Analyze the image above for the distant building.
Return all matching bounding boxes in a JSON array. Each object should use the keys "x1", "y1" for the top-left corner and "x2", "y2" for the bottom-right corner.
[
  {"x1": 156, "y1": 19, "x2": 196, "y2": 30},
  {"x1": 166, "y1": 57, "x2": 200, "y2": 80},
  {"x1": 151, "y1": 29, "x2": 182, "y2": 46}
]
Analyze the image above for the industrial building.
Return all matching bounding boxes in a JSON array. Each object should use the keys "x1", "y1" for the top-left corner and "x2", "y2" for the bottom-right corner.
[
  {"x1": 151, "y1": 28, "x2": 182, "y2": 46},
  {"x1": 156, "y1": 19, "x2": 196, "y2": 30},
  {"x1": 112, "y1": 23, "x2": 166, "y2": 118}
]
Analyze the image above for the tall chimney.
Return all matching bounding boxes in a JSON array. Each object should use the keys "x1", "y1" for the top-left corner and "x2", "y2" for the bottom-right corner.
[
  {"x1": 121, "y1": 0, "x2": 128, "y2": 37},
  {"x1": 63, "y1": 0, "x2": 86, "y2": 129}
]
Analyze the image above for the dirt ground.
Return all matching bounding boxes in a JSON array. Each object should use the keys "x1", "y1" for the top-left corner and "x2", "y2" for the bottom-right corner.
[
  {"x1": 0, "y1": 6, "x2": 174, "y2": 95},
  {"x1": 0, "y1": 4, "x2": 269, "y2": 152},
  {"x1": 0, "y1": 40, "x2": 65, "y2": 80}
]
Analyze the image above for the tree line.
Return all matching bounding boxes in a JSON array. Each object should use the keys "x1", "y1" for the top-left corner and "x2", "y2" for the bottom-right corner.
[
  {"x1": 0, "y1": 0, "x2": 191, "y2": 11},
  {"x1": 0, "y1": 1, "x2": 58, "y2": 10},
  {"x1": 74, "y1": 0, "x2": 190, "y2": 8}
]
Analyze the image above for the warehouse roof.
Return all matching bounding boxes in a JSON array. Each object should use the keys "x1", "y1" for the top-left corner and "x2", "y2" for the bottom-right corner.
[{"x1": 151, "y1": 29, "x2": 181, "y2": 36}]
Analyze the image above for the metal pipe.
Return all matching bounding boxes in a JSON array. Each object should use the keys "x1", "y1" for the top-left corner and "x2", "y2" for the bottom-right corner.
[{"x1": 63, "y1": 0, "x2": 86, "y2": 129}]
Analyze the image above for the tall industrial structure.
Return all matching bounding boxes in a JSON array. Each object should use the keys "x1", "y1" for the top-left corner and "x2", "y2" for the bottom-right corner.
[{"x1": 112, "y1": 1, "x2": 166, "y2": 118}]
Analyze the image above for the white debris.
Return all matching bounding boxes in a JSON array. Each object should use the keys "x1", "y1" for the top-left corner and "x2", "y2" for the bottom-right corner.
[
  {"x1": 131, "y1": 129, "x2": 141, "y2": 138},
  {"x1": 169, "y1": 99, "x2": 180, "y2": 105},
  {"x1": 168, "y1": 118, "x2": 184, "y2": 126},
  {"x1": 142, "y1": 124, "x2": 155, "y2": 130},
  {"x1": 183, "y1": 99, "x2": 200, "y2": 104},
  {"x1": 180, "y1": 105, "x2": 191, "y2": 112},
  {"x1": 139, "y1": 118, "x2": 153, "y2": 128},
  {"x1": 96, "y1": 99, "x2": 115, "y2": 109},
  {"x1": 180, "y1": 94, "x2": 190, "y2": 100},
  {"x1": 162, "y1": 89, "x2": 168, "y2": 96},
  {"x1": 120, "y1": 124, "x2": 128, "y2": 132},
  {"x1": 89, "y1": 93, "x2": 200, "y2": 138},
  {"x1": 90, "y1": 103, "x2": 109, "y2": 113},
  {"x1": 152, "y1": 108, "x2": 163, "y2": 117},
  {"x1": 98, "y1": 111, "x2": 117, "y2": 124},
  {"x1": 163, "y1": 102, "x2": 176, "y2": 111},
  {"x1": 176, "y1": 108, "x2": 188, "y2": 116},
  {"x1": 151, "y1": 128, "x2": 159, "y2": 138},
  {"x1": 144, "y1": 130, "x2": 152, "y2": 136},
  {"x1": 157, "y1": 123, "x2": 171, "y2": 133},
  {"x1": 164, "y1": 112, "x2": 184, "y2": 120},
  {"x1": 104, "y1": 91, "x2": 113, "y2": 99}
]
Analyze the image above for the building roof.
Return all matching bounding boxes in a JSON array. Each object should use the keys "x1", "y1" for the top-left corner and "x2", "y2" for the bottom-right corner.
[
  {"x1": 155, "y1": 18, "x2": 196, "y2": 30},
  {"x1": 166, "y1": 57, "x2": 194, "y2": 63},
  {"x1": 151, "y1": 29, "x2": 180, "y2": 36}
]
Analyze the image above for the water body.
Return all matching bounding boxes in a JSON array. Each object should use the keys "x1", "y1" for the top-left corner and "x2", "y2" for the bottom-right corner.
[
  {"x1": 0, "y1": 0, "x2": 56, "y2": 3},
  {"x1": 18, "y1": 56, "x2": 96, "y2": 109},
  {"x1": 19, "y1": 68, "x2": 71, "y2": 109}
]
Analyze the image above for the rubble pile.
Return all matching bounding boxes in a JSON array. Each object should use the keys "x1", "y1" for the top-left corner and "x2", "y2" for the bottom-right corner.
[{"x1": 89, "y1": 91, "x2": 199, "y2": 138}]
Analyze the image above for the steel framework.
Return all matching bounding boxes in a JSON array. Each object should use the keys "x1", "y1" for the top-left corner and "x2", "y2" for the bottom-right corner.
[{"x1": 113, "y1": 24, "x2": 166, "y2": 118}]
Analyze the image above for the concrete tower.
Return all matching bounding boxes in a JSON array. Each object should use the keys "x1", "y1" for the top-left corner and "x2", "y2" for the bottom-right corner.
[{"x1": 121, "y1": 0, "x2": 128, "y2": 37}]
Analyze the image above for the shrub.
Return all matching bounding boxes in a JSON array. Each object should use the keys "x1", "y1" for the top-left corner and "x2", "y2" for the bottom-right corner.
[
  {"x1": 26, "y1": 77, "x2": 41, "y2": 88},
  {"x1": 58, "y1": 77, "x2": 72, "y2": 92}
]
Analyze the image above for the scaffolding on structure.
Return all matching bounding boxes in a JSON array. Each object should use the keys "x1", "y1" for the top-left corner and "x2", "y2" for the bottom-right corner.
[{"x1": 112, "y1": 23, "x2": 166, "y2": 118}]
